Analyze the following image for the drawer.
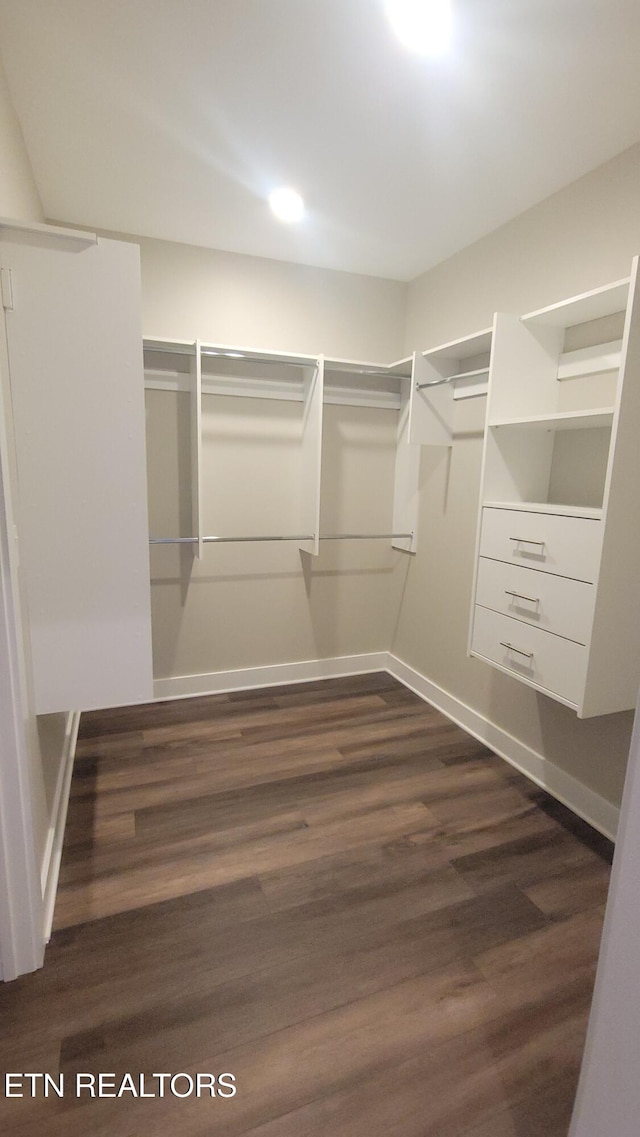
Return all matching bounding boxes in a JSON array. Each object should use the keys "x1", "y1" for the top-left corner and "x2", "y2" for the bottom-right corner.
[
  {"x1": 475, "y1": 558, "x2": 594, "y2": 645},
  {"x1": 471, "y1": 606, "x2": 587, "y2": 706},
  {"x1": 479, "y1": 507, "x2": 602, "y2": 582}
]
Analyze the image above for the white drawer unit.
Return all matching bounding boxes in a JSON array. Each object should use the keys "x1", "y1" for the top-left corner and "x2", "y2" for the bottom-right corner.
[
  {"x1": 475, "y1": 558, "x2": 595, "y2": 645},
  {"x1": 469, "y1": 257, "x2": 640, "y2": 715},
  {"x1": 471, "y1": 606, "x2": 588, "y2": 709},
  {"x1": 479, "y1": 507, "x2": 603, "y2": 583}
]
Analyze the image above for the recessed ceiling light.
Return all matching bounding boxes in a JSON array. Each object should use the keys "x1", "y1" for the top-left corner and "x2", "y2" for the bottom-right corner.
[
  {"x1": 268, "y1": 187, "x2": 305, "y2": 224},
  {"x1": 384, "y1": 0, "x2": 452, "y2": 56}
]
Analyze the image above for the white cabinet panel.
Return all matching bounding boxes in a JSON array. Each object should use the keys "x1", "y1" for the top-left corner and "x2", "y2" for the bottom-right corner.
[
  {"x1": 475, "y1": 558, "x2": 595, "y2": 645},
  {"x1": 1, "y1": 232, "x2": 153, "y2": 713},
  {"x1": 479, "y1": 507, "x2": 602, "y2": 583}
]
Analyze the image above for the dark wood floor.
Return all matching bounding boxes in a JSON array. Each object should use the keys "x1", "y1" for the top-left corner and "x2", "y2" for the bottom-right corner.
[{"x1": 0, "y1": 673, "x2": 613, "y2": 1136}]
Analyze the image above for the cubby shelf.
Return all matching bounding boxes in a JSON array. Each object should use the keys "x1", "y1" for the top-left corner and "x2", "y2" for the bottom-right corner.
[{"x1": 409, "y1": 326, "x2": 494, "y2": 446}]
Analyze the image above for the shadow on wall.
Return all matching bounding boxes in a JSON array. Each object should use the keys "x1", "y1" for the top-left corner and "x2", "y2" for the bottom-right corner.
[{"x1": 483, "y1": 669, "x2": 633, "y2": 825}]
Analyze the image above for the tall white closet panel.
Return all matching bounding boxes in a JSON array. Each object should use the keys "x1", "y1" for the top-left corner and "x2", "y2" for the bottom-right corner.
[
  {"x1": 468, "y1": 259, "x2": 640, "y2": 716},
  {"x1": 0, "y1": 228, "x2": 153, "y2": 713}
]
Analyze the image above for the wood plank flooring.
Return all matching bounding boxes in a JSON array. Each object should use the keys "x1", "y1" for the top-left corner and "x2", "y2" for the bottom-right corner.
[{"x1": 0, "y1": 673, "x2": 613, "y2": 1136}]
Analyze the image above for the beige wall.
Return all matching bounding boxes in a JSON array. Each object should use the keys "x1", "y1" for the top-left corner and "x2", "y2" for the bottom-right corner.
[
  {"x1": 0, "y1": 57, "x2": 42, "y2": 221},
  {"x1": 139, "y1": 234, "x2": 407, "y2": 360},
  {"x1": 392, "y1": 144, "x2": 640, "y2": 808}
]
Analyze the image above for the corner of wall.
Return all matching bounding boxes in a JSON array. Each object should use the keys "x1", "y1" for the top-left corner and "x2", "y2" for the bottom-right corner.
[{"x1": 0, "y1": 53, "x2": 43, "y2": 221}]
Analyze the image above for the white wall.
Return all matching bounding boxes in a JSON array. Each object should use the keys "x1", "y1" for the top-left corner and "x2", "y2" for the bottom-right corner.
[{"x1": 393, "y1": 143, "x2": 640, "y2": 813}]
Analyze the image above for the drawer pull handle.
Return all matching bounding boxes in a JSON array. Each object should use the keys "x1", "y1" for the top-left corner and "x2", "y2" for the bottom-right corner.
[
  {"x1": 504, "y1": 589, "x2": 540, "y2": 605},
  {"x1": 509, "y1": 537, "x2": 545, "y2": 548},
  {"x1": 500, "y1": 641, "x2": 534, "y2": 660}
]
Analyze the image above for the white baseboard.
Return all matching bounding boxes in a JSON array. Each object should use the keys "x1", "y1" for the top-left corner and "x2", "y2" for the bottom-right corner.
[
  {"x1": 41, "y1": 710, "x2": 81, "y2": 941},
  {"x1": 387, "y1": 654, "x2": 619, "y2": 842},
  {"x1": 153, "y1": 652, "x2": 390, "y2": 701}
]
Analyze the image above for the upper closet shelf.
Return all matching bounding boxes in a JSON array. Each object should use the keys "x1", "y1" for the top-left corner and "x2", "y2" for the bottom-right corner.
[
  {"x1": 144, "y1": 339, "x2": 407, "y2": 409},
  {"x1": 423, "y1": 327, "x2": 493, "y2": 360},
  {"x1": 420, "y1": 326, "x2": 493, "y2": 401},
  {"x1": 144, "y1": 338, "x2": 315, "y2": 365},
  {"x1": 323, "y1": 354, "x2": 410, "y2": 409},
  {"x1": 523, "y1": 278, "x2": 630, "y2": 328}
]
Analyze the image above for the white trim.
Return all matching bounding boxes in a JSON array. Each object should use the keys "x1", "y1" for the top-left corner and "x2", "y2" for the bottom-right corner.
[
  {"x1": 41, "y1": 711, "x2": 81, "y2": 942},
  {"x1": 386, "y1": 654, "x2": 619, "y2": 841},
  {"x1": 153, "y1": 652, "x2": 389, "y2": 701}
]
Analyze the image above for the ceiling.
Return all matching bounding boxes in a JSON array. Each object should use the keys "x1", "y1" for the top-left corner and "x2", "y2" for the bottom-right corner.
[{"x1": 0, "y1": 0, "x2": 639, "y2": 281}]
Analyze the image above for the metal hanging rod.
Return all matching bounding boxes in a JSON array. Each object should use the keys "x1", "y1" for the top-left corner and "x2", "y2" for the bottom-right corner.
[
  {"x1": 321, "y1": 533, "x2": 413, "y2": 541},
  {"x1": 416, "y1": 366, "x2": 490, "y2": 391},
  {"x1": 150, "y1": 533, "x2": 413, "y2": 545},
  {"x1": 416, "y1": 374, "x2": 455, "y2": 390},
  {"x1": 150, "y1": 535, "x2": 312, "y2": 545}
]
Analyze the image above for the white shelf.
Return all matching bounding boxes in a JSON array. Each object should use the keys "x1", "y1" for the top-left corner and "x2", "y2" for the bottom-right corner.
[
  {"x1": 422, "y1": 327, "x2": 493, "y2": 361},
  {"x1": 200, "y1": 342, "x2": 316, "y2": 367},
  {"x1": 482, "y1": 501, "x2": 604, "y2": 520},
  {"x1": 325, "y1": 355, "x2": 412, "y2": 379},
  {"x1": 144, "y1": 340, "x2": 407, "y2": 409},
  {"x1": 409, "y1": 326, "x2": 493, "y2": 445},
  {"x1": 488, "y1": 408, "x2": 615, "y2": 431},
  {"x1": 523, "y1": 278, "x2": 630, "y2": 328},
  {"x1": 144, "y1": 337, "x2": 196, "y2": 355}
]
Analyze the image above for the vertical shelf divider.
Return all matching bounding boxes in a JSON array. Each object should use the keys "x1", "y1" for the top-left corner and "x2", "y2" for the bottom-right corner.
[
  {"x1": 299, "y1": 355, "x2": 324, "y2": 556},
  {"x1": 191, "y1": 340, "x2": 203, "y2": 559},
  {"x1": 409, "y1": 350, "x2": 454, "y2": 446},
  {"x1": 392, "y1": 373, "x2": 419, "y2": 553}
]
